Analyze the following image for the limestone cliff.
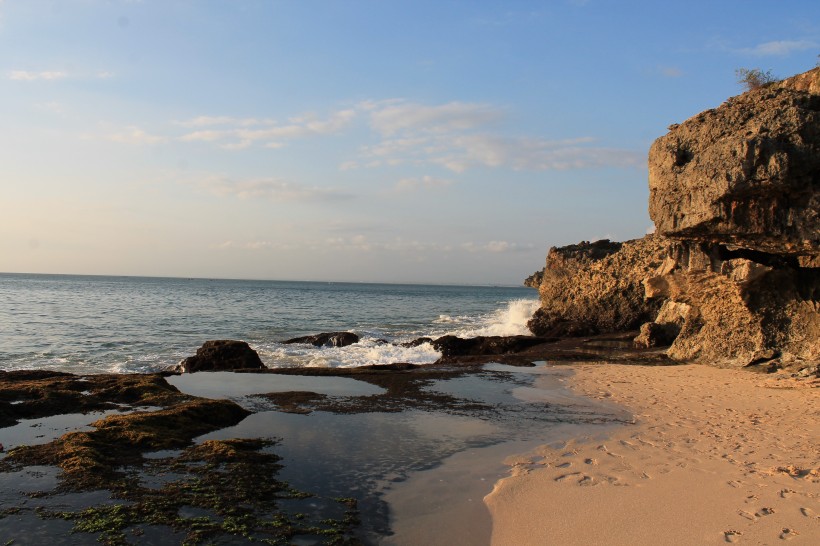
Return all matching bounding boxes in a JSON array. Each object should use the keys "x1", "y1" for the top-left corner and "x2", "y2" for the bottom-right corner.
[
  {"x1": 527, "y1": 238, "x2": 667, "y2": 337},
  {"x1": 528, "y1": 67, "x2": 819, "y2": 370},
  {"x1": 648, "y1": 68, "x2": 820, "y2": 257}
]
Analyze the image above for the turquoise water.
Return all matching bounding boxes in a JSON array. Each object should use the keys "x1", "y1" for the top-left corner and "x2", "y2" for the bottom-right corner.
[{"x1": 0, "y1": 273, "x2": 539, "y2": 373}]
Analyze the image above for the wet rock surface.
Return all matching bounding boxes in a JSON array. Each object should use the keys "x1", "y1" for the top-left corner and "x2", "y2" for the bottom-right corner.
[
  {"x1": 282, "y1": 331, "x2": 360, "y2": 347},
  {"x1": 175, "y1": 340, "x2": 266, "y2": 373}
]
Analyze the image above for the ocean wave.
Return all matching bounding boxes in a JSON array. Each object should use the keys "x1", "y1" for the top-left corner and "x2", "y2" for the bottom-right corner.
[
  {"x1": 258, "y1": 339, "x2": 442, "y2": 369},
  {"x1": 439, "y1": 298, "x2": 540, "y2": 338}
]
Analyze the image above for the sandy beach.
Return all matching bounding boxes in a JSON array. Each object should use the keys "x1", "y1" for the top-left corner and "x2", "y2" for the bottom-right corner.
[{"x1": 486, "y1": 364, "x2": 820, "y2": 545}]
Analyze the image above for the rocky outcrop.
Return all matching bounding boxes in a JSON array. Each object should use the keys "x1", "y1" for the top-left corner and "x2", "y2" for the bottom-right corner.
[
  {"x1": 639, "y1": 244, "x2": 819, "y2": 367},
  {"x1": 638, "y1": 67, "x2": 820, "y2": 367},
  {"x1": 282, "y1": 332, "x2": 360, "y2": 347},
  {"x1": 524, "y1": 268, "x2": 544, "y2": 288},
  {"x1": 176, "y1": 340, "x2": 266, "y2": 373},
  {"x1": 528, "y1": 67, "x2": 819, "y2": 369},
  {"x1": 527, "y1": 237, "x2": 668, "y2": 337},
  {"x1": 648, "y1": 68, "x2": 820, "y2": 257}
]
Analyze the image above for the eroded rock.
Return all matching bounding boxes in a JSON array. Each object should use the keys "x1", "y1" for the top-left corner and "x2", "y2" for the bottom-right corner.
[
  {"x1": 527, "y1": 237, "x2": 668, "y2": 337},
  {"x1": 648, "y1": 67, "x2": 820, "y2": 258}
]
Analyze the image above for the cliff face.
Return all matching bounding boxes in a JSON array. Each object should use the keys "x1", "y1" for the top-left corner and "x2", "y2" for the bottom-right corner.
[
  {"x1": 648, "y1": 69, "x2": 820, "y2": 257},
  {"x1": 527, "y1": 238, "x2": 667, "y2": 337},
  {"x1": 528, "y1": 67, "x2": 820, "y2": 370}
]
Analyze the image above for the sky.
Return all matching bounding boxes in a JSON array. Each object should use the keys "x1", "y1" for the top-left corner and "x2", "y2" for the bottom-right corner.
[{"x1": 1, "y1": 1, "x2": 818, "y2": 284}]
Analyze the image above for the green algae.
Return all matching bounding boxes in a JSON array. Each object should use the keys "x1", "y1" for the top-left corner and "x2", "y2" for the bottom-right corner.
[
  {"x1": 1, "y1": 372, "x2": 361, "y2": 545},
  {"x1": 39, "y1": 438, "x2": 360, "y2": 544}
]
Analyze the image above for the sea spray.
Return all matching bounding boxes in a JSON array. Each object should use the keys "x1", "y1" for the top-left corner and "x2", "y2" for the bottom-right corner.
[{"x1": 259, "y1": 298, "x2": 541, "y2": 368}]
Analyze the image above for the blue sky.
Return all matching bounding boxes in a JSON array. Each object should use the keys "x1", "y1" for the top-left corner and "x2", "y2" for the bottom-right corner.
[{"x1": 1, "y1": 0, "x2": 818, "y2": 284}]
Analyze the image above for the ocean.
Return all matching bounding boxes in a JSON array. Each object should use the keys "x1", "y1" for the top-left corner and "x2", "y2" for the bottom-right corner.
[{"x1": 0, "y1": 273, "x2": 540, "y2": 374}]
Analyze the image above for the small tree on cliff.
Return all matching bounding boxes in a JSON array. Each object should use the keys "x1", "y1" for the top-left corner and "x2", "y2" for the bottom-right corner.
[{"x1": 735, "y1": 68, "x2": 778, "y2": 91}]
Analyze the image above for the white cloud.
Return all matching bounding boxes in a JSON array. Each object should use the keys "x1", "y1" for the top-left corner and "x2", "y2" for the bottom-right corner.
[
  {"x1": 462, "y1": 241, "x2": 535, "y2": 253},
  {"x1": 659, "y1": 66, "x2": 683, "y2": 78},
  {"x1": 197, "y1": 175, "x2": 355, "y2": 202},
  {"x1": 179, "y1": 130, "x2": 224, "y2": 142},
  {"x1": 740, "y1": 39, "x2": 818, "y2": 56},
  {"x1": 394, "y1": 175, "x2": 454, "y2": 192},
  {"x1": 356, "y1": 99, "x2": 642, "y2": 172},
  {"x1": 9, "y1": 70, "x2": 67, "y2": 81},
  {"x1": 105, "y1": 126, "x2": 167, "y2": 145},
  {"x1": 97, "y1": 71, "x2": 115, "y2": 79},
  {"x1": 367, "y1": 100, "x2": 503, "y2": 136},
  {"x1": 361, "y1": 131, "x2": 641, "y2": 173},
  {"x1": 175, "y1": 109, "x2": 356, "y2": 149}
]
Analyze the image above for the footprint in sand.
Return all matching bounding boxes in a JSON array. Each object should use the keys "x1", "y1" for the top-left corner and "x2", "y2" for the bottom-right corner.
[
  {"x1": 584, "y1": 458, "x2": 598, "y2": 465},
  {"x1": 779, "y1": 489, "x2": 796, "y2": 499},
  {"x1": 737, "y1": 510, "x2": 757, "y2": 522},
  {"x1": 755, "y1": 507, "x2": 775, "y2": 517},
  {"x1": 554, "y1": 472, "x2": 583, "y2": 483},
  {"x1": 556, "y1": 462, "x2": 572, "y2": 469},
  {"x1": 779, "y1": 528, "x2": 799, "y2": 540},
  {"x1": 619, "y1": 439, "x2": 638, "y2": 450},
  {"x1": 799, "y1": 507, "x2": 818, "y2": 520},
  {"x1": 577, "y1": 475, "x2": 597, "y2": 486},
  {"x1": 723, "y1": 529, "x2": 742, "y2": 543}
]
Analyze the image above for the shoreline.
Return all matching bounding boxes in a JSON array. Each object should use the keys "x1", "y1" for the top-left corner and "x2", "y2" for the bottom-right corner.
[{"x1": 485, "y1": 363, "x2": 820, "y2": 545}]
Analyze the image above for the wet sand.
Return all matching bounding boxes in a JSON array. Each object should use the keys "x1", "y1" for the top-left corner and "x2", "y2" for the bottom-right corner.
[{"x1": 485, "y1": 364, "x2": 820, "y2": 545}]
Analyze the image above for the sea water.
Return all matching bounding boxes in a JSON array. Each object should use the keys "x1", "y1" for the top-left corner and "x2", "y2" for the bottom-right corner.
[{"x1": 0, "y1": 273, "x2": 539, "y2": 373}]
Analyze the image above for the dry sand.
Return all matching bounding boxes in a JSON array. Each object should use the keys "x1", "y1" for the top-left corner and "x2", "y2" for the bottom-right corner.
[{"x1": 485, "y1": 364, "x2": 820, "y2": 545}]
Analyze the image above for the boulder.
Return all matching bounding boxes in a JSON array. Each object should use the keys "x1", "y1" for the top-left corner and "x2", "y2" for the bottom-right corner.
[
  {"x1": 282, "y1": 332, "x2": 360, "y2": 347},
  {"x1": 527, "y1": 237, "x2": 668, "y2": 337},
  {"x1": 176, "y1": 340, "x2": 266, "y2": 373},
  {"x1": 648, "y1": 68, "x2": 820, "y2": 258}
]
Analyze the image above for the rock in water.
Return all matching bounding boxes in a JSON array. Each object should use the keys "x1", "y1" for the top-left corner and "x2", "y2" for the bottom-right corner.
[
  {"x1": 282, "y1": 332, "x2": 360, "y2": 347},
  {"x1": 176, "y1": 340, "x2": 266, "y2": 373},
  {"x1": 431, "y1": 335, "x2": 551, "y2": 357}
]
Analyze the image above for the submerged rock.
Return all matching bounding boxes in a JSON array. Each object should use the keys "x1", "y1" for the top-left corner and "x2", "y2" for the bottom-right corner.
[
  {"x1": 176, "y1": 340, "x2": 266, "y2": 373},
  {"x1": 282, "y1": 331, "x2": 360, "y2": 347}
]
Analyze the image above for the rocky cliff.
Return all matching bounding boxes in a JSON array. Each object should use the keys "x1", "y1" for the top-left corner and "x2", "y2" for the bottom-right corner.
[
  {"x1": 527, "y1": 238, "x2": 667, "y2": 337},
  {"x1": 528, "y1": 67, "x2": 820, "y2": 370}
]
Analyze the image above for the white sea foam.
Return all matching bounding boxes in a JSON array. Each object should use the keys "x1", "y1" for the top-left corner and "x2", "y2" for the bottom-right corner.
[
  {"x1": 441, "y1": 298, "x2": 540, "y2": 338},
  {"x1": 256, "y1": 298, "x2": 540, "y2": 368},
  {"x1": 259, "y1": 339, "x2": 443, "y2": 369}
]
